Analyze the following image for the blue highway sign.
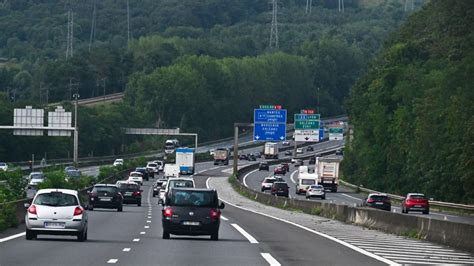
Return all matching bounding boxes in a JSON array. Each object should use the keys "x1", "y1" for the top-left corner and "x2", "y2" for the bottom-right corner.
[
  {"x1": 254, "y1": 123, "x2": 286, "y2": 141},
  {"x1": 254, "y1": 109, "x2": 287, "y2": 123}
]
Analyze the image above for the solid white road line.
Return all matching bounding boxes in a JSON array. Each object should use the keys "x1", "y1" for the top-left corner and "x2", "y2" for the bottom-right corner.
[
  {"x1": 0, "y1": 232, "x2": 25, "y2": 243},
  {"x1": 221, "y1": 215, "x2": 229, "y2": 221},
  {"x1": 261, "y1": 253, "x2": 281, "y2": 266},
  {"x1": 205, "y1": 177, "x2": 398, "y2": 266},
  {"x1": 243, "y1": 169, "x2": 259, "y2": 188},
  {"x1": 290, "y1": 170, "x2": 298, "y2": 184},
  {"x1": 231, "y1": 224, "x2": 259, "y2": 244},
  {"x1": 122, "y1": 248, "x2": 131, "y2": 252},
  {"x1": 107, "y1": 259, "x2": 118, "y2": 264},
  {"x1": 133, "y1": 238, "x2": 140, "y2": 242}
]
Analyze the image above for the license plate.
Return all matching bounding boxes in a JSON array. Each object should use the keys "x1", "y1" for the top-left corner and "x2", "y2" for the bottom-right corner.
[
  {"x1": 323, "y1": 181, "x2": 332, "y2": 183},
  {"x1": 375, "y1": 202, "x2": 383, "y2": 205},
  {"x1": 100, "y1": 198, "x2": 112, "y2": 201},
  {"x1": 45, "y1": 222, "x2": 65, "y2": 229},
  {"x1": 125, "y1": 192, "x2": 133, "y2": 196},
  {"x1": 182, "y1": 221, "x2": 200, "y2": 226},
  {"x1": 414, "y1": 205, "x2": 421, "y2": 207}
]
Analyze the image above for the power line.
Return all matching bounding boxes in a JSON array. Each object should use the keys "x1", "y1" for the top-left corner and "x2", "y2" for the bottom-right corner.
[
  {"x1": 127, "y1": 0, "x2": 132, "y2": 48},
  {"x1": 305, "y1": 0, "x2": 313, "y2": 14},
  {"x1": 338, "y1": 0, "x2": 345, "y2": 12},
  {"x1": 269, "y1": 0, "x2": 279, "y2": 49},
  {"x1": 89, "y1": 0, "x2": 97, "y2": 51},
  {"x1": 66, "y1": 4, "x2": 74, "y2": 59}
]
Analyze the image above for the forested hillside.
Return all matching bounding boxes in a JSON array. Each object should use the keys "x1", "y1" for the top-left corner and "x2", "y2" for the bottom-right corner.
[
  {"x1": 0, "y1": 0, "x2": 414, "y2": 161},
  {"x1": 344, "y1": 0, "x2": 474, "y2": 203}
]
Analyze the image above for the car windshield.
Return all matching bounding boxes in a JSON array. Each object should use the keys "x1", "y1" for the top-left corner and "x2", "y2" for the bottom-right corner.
[
  {"x1": 119, "y1": 184, "x2": 139, "y2": 191},
  {"x1": 370, "y1": 195, "x2": 388, "y2": 201},
  {"x1": 169, "y1": 190, "x2": 217, "y2": 207},
  {"x1": 34, "y1": 192, "x2": 78, "y2": 207},
  {"x1": 301, "y1": 179, "x2": 315, "y2": 185},
  {"x1": 31, "y1": 174, "x2": 44, "y2": 180},
  {"x1": 264, "y1": 179, "x2": 275, "y2": 183},
  {"x1": 410, "y1": 194, "x2": 426, "y2": 199},
  {"x1": 93, "y1": 186, "x2": 117, "y2": 193},
  {"x1": 169, "y1": 180, "x2": 194, "y2": 188}
]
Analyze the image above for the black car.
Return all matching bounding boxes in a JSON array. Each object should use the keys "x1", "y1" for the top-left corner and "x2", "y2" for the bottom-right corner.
[
  {"x1": 309, "y1": 156, "x2": 316, "y2": 165},
  {"x1": 239, "y1": 154, "x2": 248, "y2": 160},
  {"x1": 307, "y1": 146, "x2": 314, "y2": 152},
  {"x1": 153, "y1": 179, "x2": 167, "y2": 197},
  {"x1": 162, "y1": 188, "x2": 225, "y2": 241},
  {"x1": 259, "y1": 162, "x2": 269, "y2": 171},
  {"x1": 118, "y1": 182, "x2": 142, "y2": 206},
  {"x1": 335, "y1": 149, "x2": 344, "y2": 156},
  {"x1": 135, "y1": 167, "x2": 150, "y2": 181},
  {"x1": 88, "y1": 184, "x2": 123, "y2": 212},
  {"x1": 247, "y1": 153, "x2": 256, "y2": 161},
  {"x1": 363, "y1": 194, "x2": 391, "y2": 211},
  {"x1": 284, "y1": 150, "x2": 292, "y2": 156},
  {"x1": 271, "y1": 182, "x2": 289, "y2": 197}
]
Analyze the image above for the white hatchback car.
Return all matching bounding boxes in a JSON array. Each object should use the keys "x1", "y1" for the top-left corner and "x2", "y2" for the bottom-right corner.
[
  {"x1": 305, "y1": 185, "x2": 326, "y2": 199},
  {"x1": 113, "y1": 159, "x2": 124, "y2": 167},
  {"x1": 128, "y1": 171, "x2": 143, "y2": 185},
  {"x1": 261, "y1": 177, "x2": 276, "y2": 192},
  {"x1": 25, "y1": 189, "x2": 88, "y2": 241},
  {"x1": 0, "y1": 162, "x2": 8, "y2": 171}
]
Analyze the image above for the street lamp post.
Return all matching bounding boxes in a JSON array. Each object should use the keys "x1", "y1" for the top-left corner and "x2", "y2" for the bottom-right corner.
[{"x1": 73, "y1": 93, "x2": 80, "y2": 166}]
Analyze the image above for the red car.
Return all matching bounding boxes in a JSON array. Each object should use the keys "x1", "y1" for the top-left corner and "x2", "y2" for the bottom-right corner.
[
  {"x1": 281, "y1": 163, "x2": 290, "y2": 173},
  {"x1": 402, "y1": 193, "x2": 429, "y2": 214},
  {"x1": 273, "y1": 166, "x2": 286, "y2": 175}
]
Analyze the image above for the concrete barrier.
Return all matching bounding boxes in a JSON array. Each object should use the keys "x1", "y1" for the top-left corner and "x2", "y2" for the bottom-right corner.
[{"x1": 235, "y1": 163, "x2": 474, "y2": 253}]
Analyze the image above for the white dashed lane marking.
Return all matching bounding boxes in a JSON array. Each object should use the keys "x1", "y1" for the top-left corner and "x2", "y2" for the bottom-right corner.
[
  {"x1": 133, "y1": 238, "x2": 140, "y2": 242},
  {"x1": 140, "y1": 232, "x2": 146, "y2": 235},
  {"x1": 221, "y1": 215, "x2": 229, "y2": 221},
  {"x1": 107, "y1": 259, "x2": 118, "y2": 264},
  {"x1": 231, "y1": 224, "x2": 258, "y2": 244},
  {"x1": 261, "y1": 253, "x2": 281, "y2": 266},
  {"x1": 144, "y1": 226, "x2": 150, "y2": 229},
  {"x1": 122, "y1": 248, "x2": 131, "y2": 252}
]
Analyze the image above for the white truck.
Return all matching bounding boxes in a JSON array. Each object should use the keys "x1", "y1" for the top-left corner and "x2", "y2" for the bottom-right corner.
[
  {"x1": 213, "y1": 148, "x2": 229, "y2": 165},
  {"x1": 264, "y1": 142, "x2": 279, "y2": 159},
  {"x1": 164, "y1": 164, "x2": 180, "y2": 178},
  {"x1": 175, "y1": 148, "x2": 195, "y2": 175},
  {"x1": 315, "y1": 156, "x2": 342, "y2": 192}
]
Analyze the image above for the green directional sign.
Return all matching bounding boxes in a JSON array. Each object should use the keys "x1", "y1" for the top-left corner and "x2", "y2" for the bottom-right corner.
[
  {"x1": 295, "y1": 120, "x2": 320, "y2": 130},
  {"x1": 329, "y1": 127, "x2": 344, "y2": 134}
]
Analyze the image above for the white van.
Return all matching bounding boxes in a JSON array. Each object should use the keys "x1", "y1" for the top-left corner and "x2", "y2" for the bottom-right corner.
[
  {"x1": 296, "y1": 173, "x2": 317, "y2": 195},
  {"x1": 159, "y1": 178, "x2": 195, "y2": 204}
]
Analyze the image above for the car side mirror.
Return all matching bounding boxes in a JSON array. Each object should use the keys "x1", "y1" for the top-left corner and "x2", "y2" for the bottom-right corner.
[
  {"x1": 24, "y1": 203, "x2": 30, "y2": 208},
  {"x1": 219, "y1": 202, "x2": 225, "y2": 209}
]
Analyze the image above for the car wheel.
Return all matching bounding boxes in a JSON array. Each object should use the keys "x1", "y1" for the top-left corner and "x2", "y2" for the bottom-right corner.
[
  {"x1": 152, "y1": 194, "x2": 155, "y2": 198},
  {"x1": 118, "y1": 206, "x2": 123, "y2": 212},
  {"x1": 321, "y1": 196, "x2": 326, "y2": 200},
  {"x1": 137, "y1": 202, "x2": 141, "y2": 207},
  {"x1": 261, "y1": 188, "x2": 264, "y2": 192},
  {"x1": 211, "y1": 231, "x2": 219, "y2": 241},
  {"x1": 306, "y1": 196, "x2": 309, "y2": 199},
  {"x1": 25, "y1": 229, "x2": 35, "y2": 240},
  {"x1": 77, "y1": 228, "x2": 87, "y2": 242},
  {"x1": 88, "y1": 205, "x2": 94, "y2": 211},
  {"x1": 423, "y1": 209, "x2": 429, "y2": 215},
  {"x1": 162, "y1": 230, "x2": 170, "y2": 239}
]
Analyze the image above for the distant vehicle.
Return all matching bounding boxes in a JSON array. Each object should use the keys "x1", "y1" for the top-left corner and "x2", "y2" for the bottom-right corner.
[
  {"x1": 161, "y1": 188, "x2": 224, "y2": 240},
  {"x1": 264, "y1": 142, "x2": 279, "y2": 159},
  {"x1": 113, "y1": 159, "x2": 124, "y2": 167},
  {"x1": 153, "y1": 179, "x2": 167, "y2": 197},
  {"x1": 363, "y1": 193, "x2": 391, "y2": 211},
  {"x1": 159, "y1": 178, "x2": 195, "y2": 205},
  {"x1": 259, "y1": 162, "x2": 269, "y2": 171},
  {"x1": 306, "y1": 146, "x2": 314, "y2": 152},
  {"x1": 127, "y1": 171, "x2": 144, "y2": 186},
  {"x1": 281, "y1": 163, "x2": 290, "y2": 173},
  {"x1": 65, "y1": 169, "x2": 81, "y2": 182},
  {"x1": 165, "y1": 139, "x2": 179, "y2": 154},
  {"x1": 247, "y1": 153, "x2": 257, "y2": 161},
  {"x1": 296, "y1": 173, "x2": 317, "y2": 195},
  {"x1": 209, "y1": 149, "x2": 215, "y2": 156},
  {"x1": 294, "y1": 159, "x2": 304, "y2": 166},
  {"x1": 273, "y1": 166, "x2": 286, "y2": 175},
  {"x1": 88, "y1": 184, "x2": 123, "y2": 212},
  {"x1": 296, "y1": 148, "x2": 303, "y2": 154},
  {"x1": 254, "y1": 152, "x2": 262, "y2": 158},
  {"x1": 117, "y1": 182, "x2": 142, "y2": 206},
  {"x1": 306, "y1": 185, "x2": 326, "y2": 199},
  {"x1": 309, "y1": 156, "x2": 316, "y2": 165},
  {"x1": 64, "y1": 166, "x2": 76, "y2": 172},
  {"x1": 28, "y1": 172, "x2": 45, "y2": 188},
  {"x1": 213, "y1": 148, "x2": 230, "y2": 165},
  {"x1": 239, "y1": 154, "x2": 248, "y2": 160},
  {"x1": 402, "y1": 193, "x2": 429, "y2": 214},
  {"x1": 282, "y1": 141, "x2": 290, "y2": 146},
  {"x1": 135, "y1": 167, "x2": 150, "y2": 181},
  {"x1": 25, "y1": 189, "x2": 88, "y2": 241},
  {"x1": 176, "y1": 148, "x2": 195, "y2": 175},
  {"x1": 154, "y1": 160, "x2": 165, "y2": 172},
  {"x1": 335, "y1": 149, "x2": 343, "y2": 156},
  {"x1": 146, "y1": 162, "x2": 159, "y2": 177},
  {"x1": 261, "y1": 177, "x2": 276, "y2": 192},
  {"x1": 271, "y1": 182, "x2": 289, "y2": 197},
  {"x1": 164, "y1": 164, "x2": 180, "y2": 178},
  {"x1": 284, "y1": 150, "x2": 293, "y2": 156},
  {"x1": 0, "y1": 162, "x2": 8, "y2": 171},
  {"x1": 315, "y1": 157, "x2": 341, "y2": 192}
]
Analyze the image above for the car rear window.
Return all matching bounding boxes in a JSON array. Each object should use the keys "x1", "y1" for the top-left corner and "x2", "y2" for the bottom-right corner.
[
  {"x1": 410, "y1": 195, "x2": 426, "y2": 199},
  {"x1": 370, "y1": 195, "x2": 389, "y2": 201},
  {"x1": 119, "y1": 184, "x2": 139, "y2": 190},
  {"x1": 130, "y1": 173, "x2": 142, "y2": 177},
  {"x1": 93, "y1": 186, "x2": 118, "y2": 193},
  {"x1": 34, "y1": 192, "x2": 78, "y2": 206},
  {"x1": 169, "y1": 180, "x2": 194, "y2": 188},
  {"x1": 148, "y1": 164, "x2": 157, "y2": 167},
  {"x1": 301, "y1": 179, "x2": 316, "y2": 185},
  {"x1": 169, "y1": 190, "x2": 217, "y2": 207},
  {"x1": 264, "y1": 178, "x2": 276, "y2": 183},
  {"x1": 274, "y1": 183, "x2": 288, "y2": 188},
  {"x1": 310, "y1": 185, "x2": 322, "y2": 189}
]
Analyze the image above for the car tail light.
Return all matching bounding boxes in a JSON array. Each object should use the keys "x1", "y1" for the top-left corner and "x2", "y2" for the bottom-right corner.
[
  {"x1": 133, "y1": 191, "x2": 141, "y2": 196},
  {"x1": 367, "y1": 199, "x2": 375, "y2": 203},
  {"x1": 73, "y1": 206, "x2": 84, "y2": 216},
  {"x1": 210, "y1": 208, "x2": 220, "y2": 220},
  {"x1": 163, "y1": 207, "x2": 173, "y2": 217},
  {"x1": 28, "y1": 205, "x2": 37, "y2": 215}
]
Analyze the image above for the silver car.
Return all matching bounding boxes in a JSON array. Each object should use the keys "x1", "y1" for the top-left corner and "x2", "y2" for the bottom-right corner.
[
  {"x1": 305, "y1": 185, "x2": 326, "y2": 199},
  {"x1": 25, "y1": 189, "x2": 88, "y2": 241}
]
